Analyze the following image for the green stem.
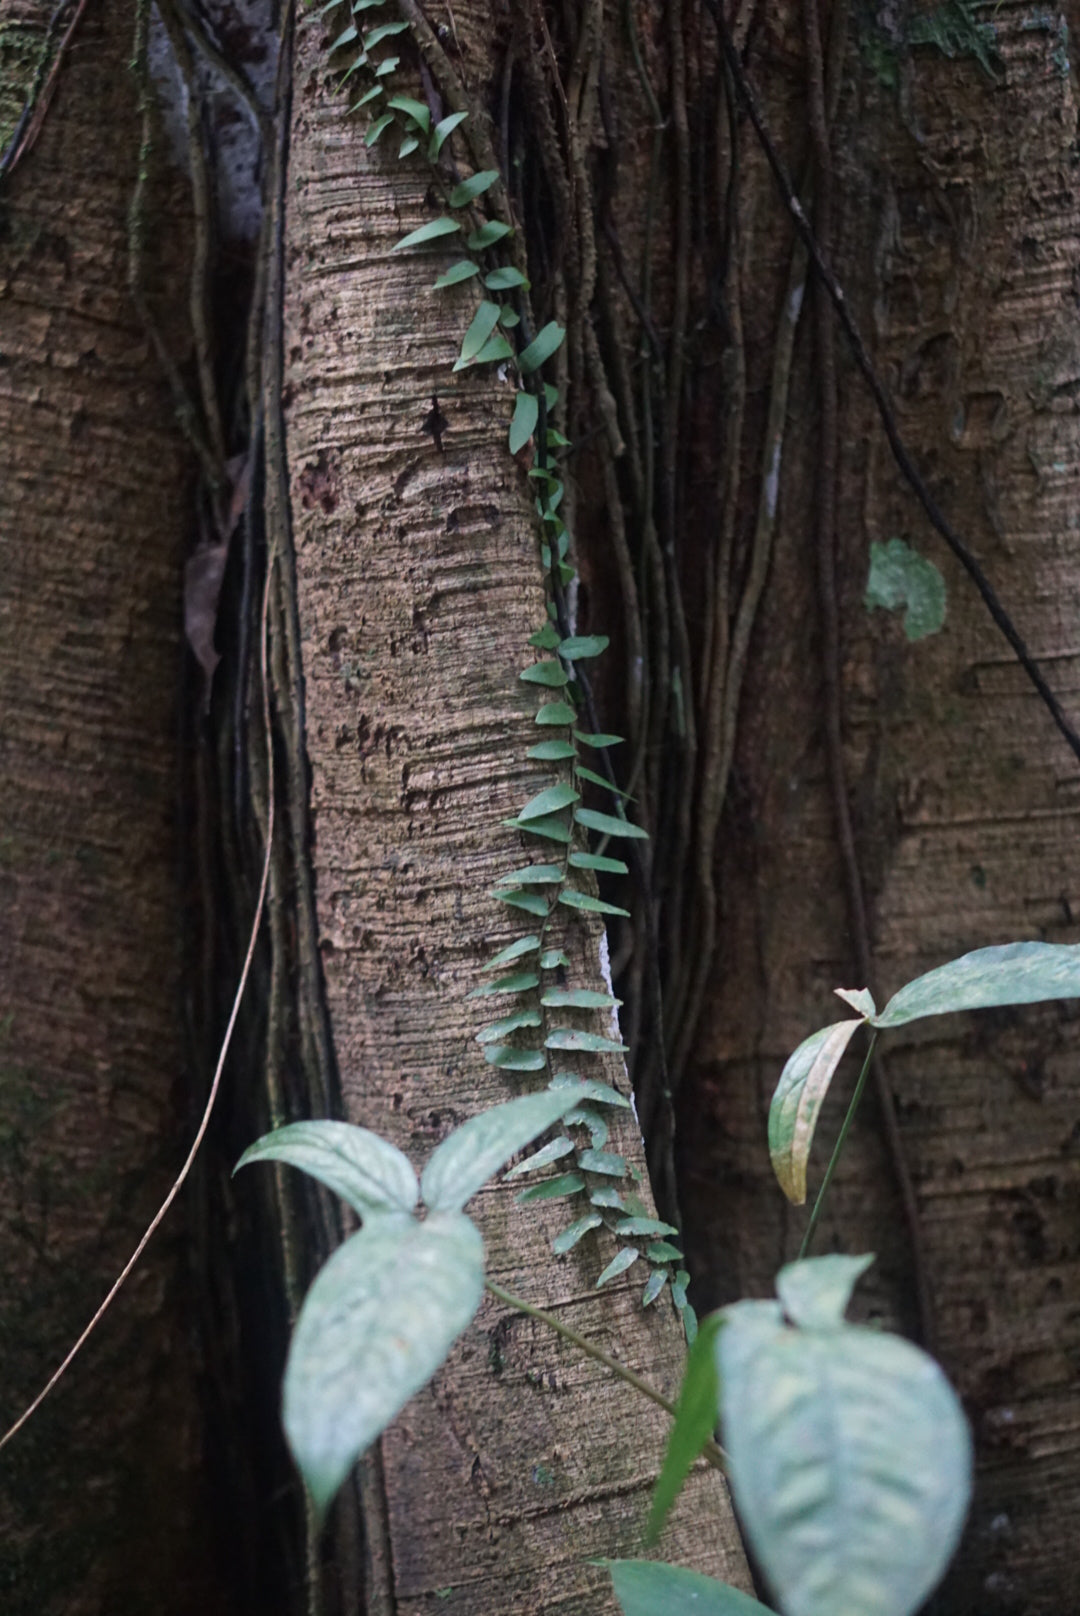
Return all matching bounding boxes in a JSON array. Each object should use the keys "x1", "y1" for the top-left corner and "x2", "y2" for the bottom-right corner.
[
  {"x1": 799, "y1": 1030, "x2": 878, "y2": 1260},
  {"x1": 484, "y1": 1278, "x2": 728, "y2": 1474}
]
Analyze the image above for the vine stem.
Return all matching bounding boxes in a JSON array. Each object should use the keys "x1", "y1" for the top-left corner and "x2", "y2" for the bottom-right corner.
[
  {"x1": 484, "y1": 1279, "x2": 728, "y2": 1474},
  {"x1": 799, "y1": 1031, "x2": 877, "y2": 1261}
]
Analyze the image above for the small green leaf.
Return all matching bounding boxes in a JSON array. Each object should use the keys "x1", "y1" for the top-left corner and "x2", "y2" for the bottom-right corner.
[
  {"x1": 552, "y1": 1212, "x2": 603, "y2": 1253},
  {"x1": 398, "y1": 134, "x2": 419, "y2": 157},
  {"x1": 836, "y1": 985, "x2": 877, "y2": 1017},
  {"x1": 362, "y1": 18, "x2": 409, "y2": 44},
  {"x1": 569, "y1": 851, "x2": 629, "y2": 875},
  {"x1": 386, "y1": 94, "x2": 430, "y2": 131},
  {"x1": 520, "y1": 660, "x2": 569, "y2": 688},
  {"x1": 519, "y1": 321, "x2": 566, "y2": 375},
  {"x1": 596, "y1": 1247, "x2": 639, "y2": 1287},
  {"x1": 615, "y1": 1216, "x2": 678, "y2": 1237},
  {"x1": 872, "y1": 940, "x2": 1080, "y2": 1029},
  {"x1": 535, "y1": 701, "x2": 576, "y2": 726},
  {"x1": 529, "y1": 621, "x2": 561, "y2": 651},
  {"x1": 433, "y1": 259, "x2": 480, "y2": 289},
  {"x1": 865, "y1": 536, "x2": 946, "y2": 642},
  {"x1": 528, "y1": 739, "x2": 576, "y2": 760},
  {"x1": 467, "y1": 220, "x2": 513, "y2": 249},
  {"x1": 545, "y1": 1029, "x2": 628, "y2": 1055},
  {"x1": 503, "y1": 1135, "x2": 574, "y2": 1179},
  {"x1": 393, "y1": 216, "x2": 460, "y2": 251},
  {"x1": 365, "y1": 112, "x2": 394, "y2": 145},
  {"x1": 540, "y1": 950, "x2": 571, "y2": 970},
  {"x1": 605, "y1": 1560, "x2": 771, "y2": 1616},
  {"x1": 482, "y1": 935, "x2": 541, "y2": 970},
  {"x1": 517, "y1": 782, "x2": 579, "y2": 821},
  {"x1": 563, "y1": 1107, "x2": 608, "y2": 1148},
  {"x1": 558, "y1": 889, "x2": 630, "y2": 919},
  {"x1": 468, "y1": 971, "x2": 540, "y2": 998},
  {"x1": 373, "y1": 54, "x2": 398, "y2": 75},
  {"x1": 351, "y1": 0, "x2": 386, "y2": 11},
  {"x1": 768, "y1": 1019, "x2": 864, "y2": 1205},
  {"x1": 643, "y1": 1271, "x2": 667, "y2": 1306},
  {"x1": 283, "y1": 1211, "x2": 482, "y2": 1515},
  {"x1": 491, "y1": 888, "x2": 549, "y2": 916},
  {"x1": 429, "y1": 110, "x2": 467, "y2": 159},
  {"x1": 509, "y1": 391, "x2": 539, "y2": 454},
  {"x1": 422, "y1": 1089, "x2": 585, "y2": 1211},
  {"x1": 498, "y1": 306, "x2": 520, "y2": 329},
  {"x1": 493, "y1": 863, "x2": 563, "y2": 886},
  {"x1": 236, "y1": 1121, "x2": 418, "y2": 1218},
  {"x1": 456, "y1": 300, "x2": 501, "y2": 364},
  {"x1": 541, "y1": 988, "x2": 621, "y2": 1011},
  {"x1": 329, "y1": 23, "x2": 358, "y2": 48},
  {"x1": 469, "y1": 333, "x2": 514, "y2": 365},
  {"x1": 501, "y1": 813, "x2": 572, "y2": 843},
  {"x1": 448, "y1": 169, "x2": 500, "y2": 207},
  {"x1": 647, "y1": 1311, "x2": 725, "y2": 1543},
  {"x1": 590, "y1": 1185, "x2": 626, "y2": 1209},
  {"x1": 475, "y1": 1009, "x2": 542, "y2": 1044},
  {"x1": 575, "y1": 764, "x2": 632, "y2": 798},
  {"x1": 549, "y1": 1074, "x2": 630, "y2": 1108},
  {"x1": 543, "y1": 382, "x2": 559, "y2": 409},
  {"x1": 485, "y1": 266, "x2": 529, "y2": 291},
  {"x1": 575, "y1": 807, "x2": 647, "y2": 840},
  {"x1": 646, "y1": 1240, "x2": 683, "y2": 1263},
  {"x1": 482, "y1": 1045, "x2": 546, "y2": 1071},
  {"x1": 350, "y1": 85, "x2": 383, "y2": 108},
  {"x1": 516, "y1": 1171, "x2": 585, "y2": 1202},
  {"x1": 559, "y1": 635, "x2": 609, "y2": 660},
  {"x1": 574, "y1": 730, "x2": 624, "y2": 748},
  {"x1": 577, "y1": 1148, "x2": 626, "y2": 1177}
]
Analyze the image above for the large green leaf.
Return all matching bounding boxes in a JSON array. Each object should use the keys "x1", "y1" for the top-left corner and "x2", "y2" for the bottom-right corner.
[
  {"x1": 871, "y1": 941, "x2": 1080, "y2": 1028},
  {"x1": 236, "y1": 1120, "x2": 417, "y2": 1218},
  {"x1": 420, "y1": 1088, "x2": 586, "y2": 1211},
  {"x1": 718, "y1": 1262, "x2": 972, "y2": 1616},
  {"x1": 283, "y1": 1211, "x2": 483, "y2": 1514},
  {"x1": 768, "y1": 1020, "x2": 863, "y2": 1205},
  {"x1": 605, "y1": 1560, "x2": 771, "y2": 1616},
  {"x1": 647, "y1": 1311, "x2": 725, "y2": 1542}
]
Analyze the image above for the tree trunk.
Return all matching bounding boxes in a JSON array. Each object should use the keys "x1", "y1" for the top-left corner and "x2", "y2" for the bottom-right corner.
[
  {"x1": 676, "y1": 7, "x2": 1080, "y2": 1612},
  {"x1": 260, "y1": 4, "x2": 752, "y2": 1611},
  {"x1": 0, "y1": 2, "x2": 226, "y2": 1611}
]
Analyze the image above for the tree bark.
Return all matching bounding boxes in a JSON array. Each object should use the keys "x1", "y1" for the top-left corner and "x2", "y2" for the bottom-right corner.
[
  {"x1": 271, "y1": 5, "x2": 751, "y2": 1611},
  {"x1": 0, "y1": 2, "x2": 226, "y2": 1612},
  {"x1": 678, "y1": 8, "x2": 1080, "y2": 1612}
]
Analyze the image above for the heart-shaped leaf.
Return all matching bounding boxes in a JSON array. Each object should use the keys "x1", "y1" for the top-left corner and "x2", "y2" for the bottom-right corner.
[
  {"x1": 421, "y1": 1087, "x2": 588, "y2": 1211},
  {"x1": 718, "y1": 1264, "x2": 972, "y2": 1616},
  {"x1": 284, "y1": 1211, "x2": 483, "y2": 1514},
  {"x1": 236, "y1": 1121, "x2": 418, "y2": 1218},
  {"x1": 768, "y1": 1019, "x2": 863, "y2": 1205}
]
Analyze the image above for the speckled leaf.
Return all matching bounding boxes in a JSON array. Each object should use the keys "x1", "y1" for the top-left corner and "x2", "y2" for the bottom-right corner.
[
  {"x1": 768, "y1": 1019, "x2": 863, "y2": 1205},
  {"x1": 236, "y1": 1121, "x2": 417, "y2": 1219},
  {"x1": 719, "y1": 1267, "x2": 972, "y2": 1616},
  {"x1": 871, "y1": 941, "x2": 1080, "y2": 1029},
  {"x1": 284, "y1": 1211, "x2": 483, "y2": 1514},
  {"x1": 545, "y1": 1028, "x2": 627, "y2": 1055},
  {"x1": 422, "y1": 1089, "x2": 584, "y2": 1211}
]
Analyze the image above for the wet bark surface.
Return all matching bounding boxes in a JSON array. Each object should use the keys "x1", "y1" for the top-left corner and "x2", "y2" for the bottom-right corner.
[{"x1": 0, "y1": 4, "x2": 227, "y2": 1611}]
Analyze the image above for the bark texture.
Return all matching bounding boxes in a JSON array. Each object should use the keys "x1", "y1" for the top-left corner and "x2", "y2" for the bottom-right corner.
[
  {"x1": 277, "y1": 7, "x2": 750, "y2": 1611},
  {"x1": 680, "y1": 8, "x2": 1080, "y2": 1612},
  {"x1": 0, "y1": 5, "x2": 225, "y2": 1611}
]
